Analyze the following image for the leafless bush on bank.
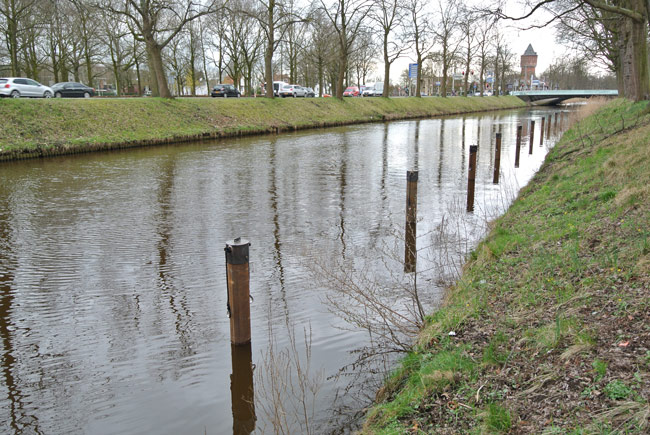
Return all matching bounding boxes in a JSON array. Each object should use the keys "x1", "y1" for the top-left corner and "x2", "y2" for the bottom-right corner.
[{"x1": 254, "y1": 312, "x2": 324, "y2": 435}]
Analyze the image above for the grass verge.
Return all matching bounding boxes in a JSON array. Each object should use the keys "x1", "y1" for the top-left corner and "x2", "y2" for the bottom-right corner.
[
  {"x1": 0, "y1": 96, "x2": 525, "y2": 161},
  {"x1": 361, "y1": 99, "x2": 650, "y2": 434}
]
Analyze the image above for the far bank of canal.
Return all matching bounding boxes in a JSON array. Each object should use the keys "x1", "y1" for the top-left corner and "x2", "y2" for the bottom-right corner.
[
  {"x1": 0, "y1": 105, "x2": 568, "y2": 433},
  {"x1": 0, "y1": 96, "x2": 526, "y2": 161}
]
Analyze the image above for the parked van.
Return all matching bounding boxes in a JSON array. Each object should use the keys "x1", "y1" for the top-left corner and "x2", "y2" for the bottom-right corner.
[
  {"x1": 273, "y1": 81, "x2": 288, "y2": 97},
  {"x1": 362, "y1": 82, "x2": 384, "y2": 97}
]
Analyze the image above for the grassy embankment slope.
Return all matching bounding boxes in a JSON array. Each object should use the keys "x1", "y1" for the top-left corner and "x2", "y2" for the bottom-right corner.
[
  {"x1": 0, "y1": 96, "x2": 525, "y2": 160},
  {"x1": 362, "y1": 100, "x2": 650, "y2": 434}
]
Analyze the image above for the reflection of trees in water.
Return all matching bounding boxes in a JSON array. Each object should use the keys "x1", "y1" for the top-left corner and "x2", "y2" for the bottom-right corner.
[
  {"x1": 0, "y1": 202, "x2": 40, "y2": 433},
  {"x1": 267, "y1": 137, "x2": 290, "y2": 320},
  {"x1": 338, "y1": 133, "x2": 348, "y2": 261},
  {"x1": 153, "y1": 156, "x2": 197, "y2": 366}
]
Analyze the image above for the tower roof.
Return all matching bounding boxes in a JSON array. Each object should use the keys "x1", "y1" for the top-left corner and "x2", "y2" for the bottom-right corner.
[{"x1": 523, "y1": 44, "x2": 537, "y2": 56}]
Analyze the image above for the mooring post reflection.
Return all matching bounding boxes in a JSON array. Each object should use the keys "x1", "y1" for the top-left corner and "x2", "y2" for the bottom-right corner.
[
  {"x1": 466, "y1": 145, "x2": 478, "y2": 212},
  {"x1": 493, "y1": 132, "x2": 502, "y2": 184},
  {"x1": 404, "y1": 170, "x2": 418, "y2": 273},
  {"x1": 515, "y1": 125, "x2": 522, "y2": 168},
  {"x1": 529, "y1": 120, "x2": 535, "y2": 155},
  {"x1": 230, "y1": 342, "x2": 256, "y2": 435},
  {"x1": 540, "y1": 116, "x2": 545, "y2": 145},
  {"x1": 546, "y1": 113, "x2": 552, "y2": 138},
  {"x1": 225, "y1": 238, "x2": 252, "y2": 345}
]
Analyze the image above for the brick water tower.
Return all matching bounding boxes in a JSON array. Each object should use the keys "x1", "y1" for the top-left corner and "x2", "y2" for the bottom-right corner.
[{"x1": 520, "y1": 44, "x2": 538, "y2": 89}]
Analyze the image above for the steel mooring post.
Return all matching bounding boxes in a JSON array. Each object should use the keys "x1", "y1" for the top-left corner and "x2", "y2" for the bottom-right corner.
[
  {"x1": 404, "y1": 170, "x2": 418, "y2": 273},
  {"x1": 467, "y1": 145, "x2": 478, "y2": 213},
  {"x1": 540, "y1": 117, "x2": 545, "y2": 145},
  {"x1": 529, "y1": 120, "x2": 535, "y2": 155},
  {"x1": 515, "y1": 125, "x2": 522, "y2": 168},
  {"x1": 493, "y1": 133, "x2": 502, "y2": 184},
  {"x1": 225, "y1": 238, "x2": 251, "y2": 345}
]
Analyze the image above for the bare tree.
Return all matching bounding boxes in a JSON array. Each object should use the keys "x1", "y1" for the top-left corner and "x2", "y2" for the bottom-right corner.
[
  {"x1": 237, "y1": 0, "x2": 305, "y2": 98},
  {"x1": 369, "y1": 0, "x2": 405, "y2": 97},
  {"x1": 474, "y1": 15, "x2": 493, "y2": 96},
  {"x1": 320, "y1": 0, "x2": 372, "y2": 99},
  {"x1": 351, "y1": 28, "x2": 377, "y2": 87},
  {"x1": 0, "y1": 0, "x2": 39, "y2": 76},
  {"x1": 553, "y1": 1, "x2": 622, "y2": 93},
  {"x1": 404, "y1": 0, "x2": 434, "y2": 98},
  {"x1": 306, "y1": 7, "x2": 336, "y2": 96},
  {"x1": 70, "y1": 0, "x2": 101, "y2": 88},
  {"x1": 458, "y1": 6, "x2": 476, "y2": 96},
  {"x1": 101, "y1": 0, "x2": 220, "y2": 98},
  {"x1": 431, "y1": 0, "x2": 461, "y2": 98}
]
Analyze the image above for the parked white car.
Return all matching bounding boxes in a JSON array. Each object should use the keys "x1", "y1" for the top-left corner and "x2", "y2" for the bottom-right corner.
[
  {"x1": 279, "y1": 84, "x2": 307, "y2": 98},
  {"x1": 0, "y1": 77, "x2": 53, "y2": 98}
]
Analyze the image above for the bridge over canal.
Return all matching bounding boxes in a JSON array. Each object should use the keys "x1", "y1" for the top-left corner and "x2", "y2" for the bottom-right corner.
[{"x1": 511, "y1": 89, "x2": 618, "y2": 105}]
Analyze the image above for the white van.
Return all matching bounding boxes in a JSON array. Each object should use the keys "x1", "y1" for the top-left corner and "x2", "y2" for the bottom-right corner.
[
  {"x1": 273, "y1": 81, "x2": 288, "y2": 97},
  {"x1": 362, "y1": 82, "x2": 384, "y2": 97}
]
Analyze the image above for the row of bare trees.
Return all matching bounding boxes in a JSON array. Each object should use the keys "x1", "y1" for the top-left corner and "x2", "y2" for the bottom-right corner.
[{"x1": 0, "y1": 0, "x2": 635, "y2": 99}]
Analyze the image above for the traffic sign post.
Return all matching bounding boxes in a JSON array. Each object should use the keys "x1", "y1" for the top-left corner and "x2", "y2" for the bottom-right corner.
[{"x1": 409, "y1": 64, "x2": 418, "y2": 97}]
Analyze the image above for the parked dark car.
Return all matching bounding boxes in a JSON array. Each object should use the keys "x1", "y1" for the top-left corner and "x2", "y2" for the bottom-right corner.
[
  {"x1": 211, "y1": 84, "x2": 241, "y2": 98},
  {"x1": 51, "y1": 82, "x2": 95, "y2": 98}
]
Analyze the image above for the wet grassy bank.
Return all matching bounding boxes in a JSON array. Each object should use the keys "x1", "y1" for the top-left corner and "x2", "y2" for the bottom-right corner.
[
  {"x1": 362, "y1": 100, "x2": 650, "y2": 434},
  {"x1": 0, "y1": 96, "x2": 525, "y2": 161}
]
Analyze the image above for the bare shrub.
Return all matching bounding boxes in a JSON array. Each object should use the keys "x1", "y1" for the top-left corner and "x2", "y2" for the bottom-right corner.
[{"x1": 254, "y1": 312, "x2": 324, "y2": 434}]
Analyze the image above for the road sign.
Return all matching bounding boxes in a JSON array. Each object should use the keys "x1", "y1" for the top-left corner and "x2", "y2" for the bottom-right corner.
[
  {"x1": 453, "y1": 74, "x2": 463, "y2": 80},
  {"x1": 408, "y1": 63, "x2": 418, "y2": 79}
]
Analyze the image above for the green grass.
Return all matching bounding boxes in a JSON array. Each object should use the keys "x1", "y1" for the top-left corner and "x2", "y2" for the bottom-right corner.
[
  {"x1": 0, "y1": 95, "x2": 525, "y2": 159},
  {"x1": 361, "y1": 99, "x2": 650, "y2": 433}
]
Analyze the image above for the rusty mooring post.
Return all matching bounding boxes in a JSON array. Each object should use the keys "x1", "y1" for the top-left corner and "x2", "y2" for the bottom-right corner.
[
  {"x1": 515, "y1": 125, "x2": 522, "y2": 168},
  {"x1": 404, "y1": 170, "x2": 418, "y2": 273},
  {"x1": 554, "y1": 112, "x2": 559, "y2": 134},
  {"x1": 529, "y1": 120, "x2": 535, "y2": 155},
  {"x1": 493, "y1": 132, "x2": 502, "y2": 184},
  {"x1": 540, "y1": 117, "x2": 545, "y2": 145},
  {"x1": 225, "y1": 238, "x2": 251, "y2": 345},
  {"x1": 467, "y1": 145, "x2": 478, "y2": 213},
  {"x1": 231, "y1": 343, "x2": 256, "y2": 434},
  {"x1": 546, "y1": 113, "x2": 552, "y2": 138}
]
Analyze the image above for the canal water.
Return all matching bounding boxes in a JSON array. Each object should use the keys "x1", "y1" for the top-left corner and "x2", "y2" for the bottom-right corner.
[{"x1": 0, "y1": 107, "x2": 568, "y2": 434}]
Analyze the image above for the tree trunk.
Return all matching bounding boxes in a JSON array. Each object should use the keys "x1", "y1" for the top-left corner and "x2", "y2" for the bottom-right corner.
[
  {"x1": 318, "y1": 57, "x2": 324, "y2": 97},
  {"x1": 415, "y1": 54, "x2": 422, "y2": 98},
  {"x1": 441, "y1": 44, "x2": 448, "y2": 97},
  {"x1": 382, "y1": 32, "x2": 390, "y2": 97},
  {"x1": 337, "y1": 51, "x2": 346, "y2": 99},
  {"x1": 620, "y1": 16, "x2": 649, "y2": 101},
  {"x1": 146, "y1": 41, "x2": 172, "y2": 98},
  {"x1": 147, "y1": 56, "x2": 159, "y2": 96},
  {"x1": 135, "y1": 56, "x2": 142, "y2": 96},
  {"x1": 265, "y1": 44, "x2": 274, "y2": 98},
  {"x1": 9, "y1": 18, "x2": 20, "y2": 76}
]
